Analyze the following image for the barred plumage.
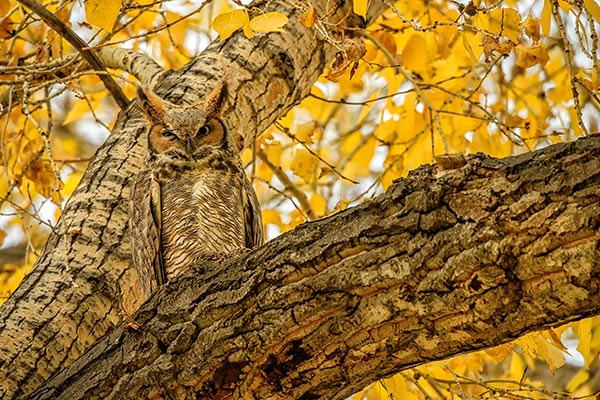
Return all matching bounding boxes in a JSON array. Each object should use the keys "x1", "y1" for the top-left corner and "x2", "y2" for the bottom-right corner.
[{"x1": 129, "y1": 82, "x2": 263, "y2": 300}]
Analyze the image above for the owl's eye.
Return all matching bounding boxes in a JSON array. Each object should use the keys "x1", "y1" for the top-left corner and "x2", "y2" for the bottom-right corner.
[
  {"x1": 161, "y1": 130, "x2": 176, "y2": 139},
  {"x1": 197, "y1": 125, "x2": 210, "y2": 137}
]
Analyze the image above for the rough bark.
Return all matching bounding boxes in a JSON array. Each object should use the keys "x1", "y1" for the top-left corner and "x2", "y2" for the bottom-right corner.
[
  {"x1": 30, "y1": 135, "x2": 600, "y2": 399},
  {"x1": 0, "y1": 0, "x2": 386, "y2": 398}
]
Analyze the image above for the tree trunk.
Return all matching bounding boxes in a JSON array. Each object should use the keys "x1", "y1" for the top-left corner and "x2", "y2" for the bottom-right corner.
[
  {"x1": 30, "y1": 135, "x2": 600, "y2": 399},
  {"x1": 0, "y1": 0, "x2": 386, "y2": 398}
]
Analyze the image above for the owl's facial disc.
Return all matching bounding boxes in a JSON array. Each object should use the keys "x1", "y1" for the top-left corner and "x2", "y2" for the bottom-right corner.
[
  {"x1": 186, "y1": 119, "x2": 227, "y2": 158},
  {"x1": 149, "y1": 124, "x2": 183, "y2": 157}
]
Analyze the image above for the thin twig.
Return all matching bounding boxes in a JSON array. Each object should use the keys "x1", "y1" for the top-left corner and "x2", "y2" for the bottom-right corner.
[
  {"x1": 550, "y1": 0, "x2": 590, "y2": 136},
  {"x1": 252, "y1": 174, "x2": 309, "y2": 220},
  {"x1": 257, "y1": 149, "x2": 318, "y2": 221},
  {"x1": 275, "y1": 122, "x2": 359, "y2": 184}
]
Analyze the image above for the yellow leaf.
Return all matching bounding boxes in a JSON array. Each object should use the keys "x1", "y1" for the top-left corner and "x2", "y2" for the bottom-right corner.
[
  {"x1": 240, "y1": 148, "x2": 253, "y2": 165},
  {"x1": 163, "y1": 12, "x2": 192, "y2": 55},
  {"x1": 402, "y1": 34, "x2": 429, "y2": 74},
  {"x1": 262, "y1": 209, "x2": 281, "y2": 227},
  {"x1": 0, "y1": 16, "x2": 14, "y2": 39},
  {"x1": 256, "y1": 161, "x2": 273, "y2": 182},
  {"x1": 310, "y1": 193, "x2": 326, "y2": 215},
  {"x1": 249, "y1": 12, "x2": 288, "y2": 34},
  {"x1": 130, "y1": 10, "x2": 158, "y2": 34},
  {"x1": 25, "y1": 160, "x2": 62, "y2": 199},
  {"x1": 294, "y1": 122, "x2": 315, "y2": 144},
  {"x1": 448, "y1": 354, "x2": 485, "y2": 374},
  {"x1": 474, "y1": 8, "x2": 521, "y2": 43},
  {"x1": 541, "y1": 0, "x2": 552, "y2": 35},
  {"x1": 62, "y1": 170, "x2": 83, "y2": 198},
  {"x1": 576, "y1": 318, "x2": 593, "y2": 367},
  {"x1": 0, "y1": 0, "x2": 9, "y2": 15},
  {"x1": 480, "y1": 34, "x2": 495, "y2": 61},
  {"x1": 567, "y1": 368, "x2": 589, "y2": 392},
  {"x1": 374, "y1": 119, "x2": 397, "y2": 143},
  {"x1": 523, "y1": 16, "x2": 541, "y2": 42},
  {"x1": 546, "y1": 328, "x2": 567, "y2": 351},
  {"x1": 353, "y1": 0, "x2": 368, "y2": 18},
  {"x1": 558, "y1": 0, "x2": 571, "y2": 11},
  {"x1": 485, "y1": 343, "x2": 514, "y2": 362},
  {"x1": 242, "y1": 20, "x2": 253, "y2": 39},
  {"x1": 365, "y1": 375, "x2": 415, "y2": 400},
  {"x1": 526, "y1": 332, "x2": 565, "y2": 372},
  {"x1": 326, "y1": 39, "x2": 366, "y2": 81},
  {"x1": 85, "y1": 0, "x2": 121, "y2": 32},
  {"x1": 508, "y1": 353, "x2": 526, "y2": 380},
  {"x1": 568, "y1": 107, "x2": 585, "y2": 137},
  {"x1": 62, "y1": 97, "x2": 95, "y2": 126},
  {"x1": 20, "y1": 137, "x2": 43, "y2": 167},
  {"x1": 514, "y1": 43, "x2": 549, "y2": 68},
  {"x1": 301, "y1": 6, "x2": 317, "y2": 28},
  {"x1": 0, "y1": 263, "x2": 29, "y2": 306},
  {"x1": 291, "y1": 148, "x2": 319, "y2": 183},
  {"x1": 503, "y1": 9, "x2": 522, "y2": 43},
  {"x1": 334, "y1": 200, "x2": 349, "y2": 211},
  {"x1": 213, "y1": 10, "x2": 249, "y2": 41},
  {"x1": 371, "y1": 31, "x2": 397, "y2": 58},
  {"x1": 462, "y1": 31, "x2": 484, "y2": 62},
  {"x1": 584, "y1": 0, "x2": 600, "y2": 22},
  {"x1": 341, "y1": 131, "x2": 362, "y2": 154},
  {"x1": 49, "y1": 32, "x2": 63, "y2": 60},
  {"x1": 345, "y1": 136, "x2": 376, "y2": 179},
  {"x1": 266, "y1": 141, "x2": 282, "y2": 166},
  {"x1": 55, "y1": 6, "x2": 71, "y2": 24},
  {"x1": 363, "y1": 40, "x2": 378, "y2": 62},
  {"x1": 0, "y1": 229, "x2": 5, "y2": 247},
  {"x1": 381, "y1": 157, "x2": 403, "y2": 190}
]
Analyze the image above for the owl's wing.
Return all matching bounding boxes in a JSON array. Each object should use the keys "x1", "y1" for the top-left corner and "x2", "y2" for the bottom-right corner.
[
  {"x1": 149, "y1": 173, "x2": 168, "y2": 287},
  {"x1": 130, "y1": 168, "x2": 166, "y2": 299},
  {"x1": 243, "y1": 176, "x2": 264, "y2": 248}
]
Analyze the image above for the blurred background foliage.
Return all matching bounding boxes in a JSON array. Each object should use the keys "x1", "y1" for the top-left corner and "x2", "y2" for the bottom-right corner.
[{"x1": 0, "y1": 0, "x2": 599, "y2": 396}]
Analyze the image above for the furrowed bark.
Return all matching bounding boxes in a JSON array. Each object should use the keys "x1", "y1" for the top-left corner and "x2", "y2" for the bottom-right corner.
[
  {"x1": 0, "y1": 0, "x2": 386, "y2": 398},
  {"x1": 31, "y1": 135, "x2": 600, "y2": 399}
]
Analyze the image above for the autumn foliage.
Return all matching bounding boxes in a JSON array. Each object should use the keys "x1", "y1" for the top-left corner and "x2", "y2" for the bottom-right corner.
[{"x1": 1, "y1": 0, "x2": 599, "y2": 396}]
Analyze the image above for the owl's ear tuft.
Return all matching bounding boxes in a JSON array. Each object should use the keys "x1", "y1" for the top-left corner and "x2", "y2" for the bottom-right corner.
[
  {"x1": 203, "y1": 81, "x2": 228, "y2": 118},
  {"x1": 137, "y1": 86, "x2": 166, "y2": 122}
]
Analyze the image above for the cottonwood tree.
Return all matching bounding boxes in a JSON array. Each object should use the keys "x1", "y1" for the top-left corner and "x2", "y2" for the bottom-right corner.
[{"x1": 0, "y1": 0, "x2": 599, "y2": 398}]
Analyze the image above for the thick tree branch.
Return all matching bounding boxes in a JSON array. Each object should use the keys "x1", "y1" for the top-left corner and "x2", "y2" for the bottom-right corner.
[
  {"x1": 97, "y1": 47, "x2": 169, "y2": 90},
  {"x1": 0, "y1": 47, "x2": 165, "y2": 117},
  {"x1": 32, "y1": 135, "x2": 600, "y2": 399}
]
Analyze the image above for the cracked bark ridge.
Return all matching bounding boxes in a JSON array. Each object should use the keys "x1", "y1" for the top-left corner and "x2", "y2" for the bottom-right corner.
[
  {"x1": 31, "y1": 135, "x2": 600, "y2": 399},
  {"x1": 0, "y1": 0, "x2": 387, "y2": 397}
]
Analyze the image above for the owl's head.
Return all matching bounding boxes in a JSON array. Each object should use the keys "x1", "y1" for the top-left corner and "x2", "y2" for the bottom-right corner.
[{"x1": 137, "y1": 82, "x2": 236, "y2": 162}]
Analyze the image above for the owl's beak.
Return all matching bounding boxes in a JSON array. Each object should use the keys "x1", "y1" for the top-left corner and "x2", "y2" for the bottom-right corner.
[{"x1": 185, "y1": 138, "x2": 195, "y2": 155}]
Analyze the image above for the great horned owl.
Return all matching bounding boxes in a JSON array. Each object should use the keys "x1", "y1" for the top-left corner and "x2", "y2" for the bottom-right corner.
[{"x1": 129, "y1": 82, "x2": 264, "y2": 300}]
